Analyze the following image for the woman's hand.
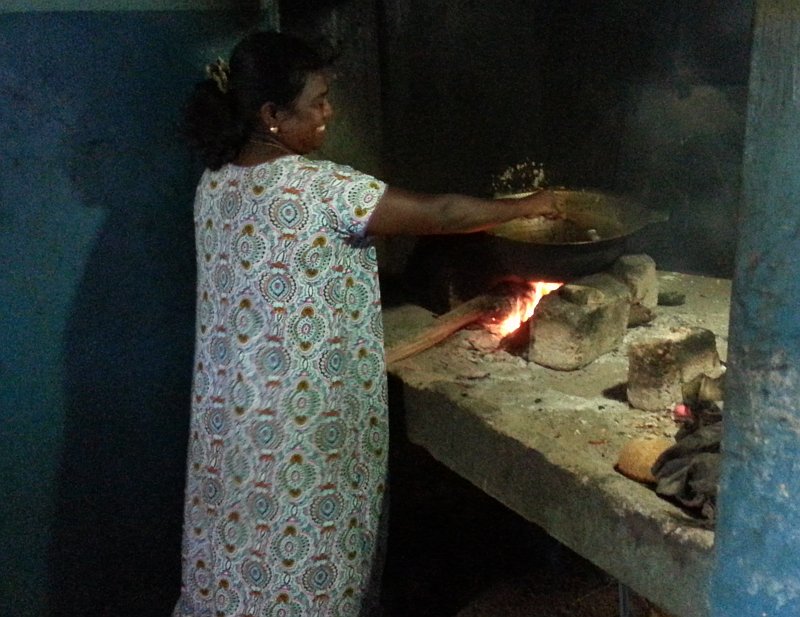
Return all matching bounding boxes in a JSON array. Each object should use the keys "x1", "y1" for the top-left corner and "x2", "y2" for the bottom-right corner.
[{"x1": 517, "y1": 189, "x2": 565, "y2": 220}]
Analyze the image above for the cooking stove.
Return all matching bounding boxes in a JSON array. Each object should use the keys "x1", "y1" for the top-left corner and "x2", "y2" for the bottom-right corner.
[{"x1": 383, "y1": 271, "x2": 731, "y2": 617}]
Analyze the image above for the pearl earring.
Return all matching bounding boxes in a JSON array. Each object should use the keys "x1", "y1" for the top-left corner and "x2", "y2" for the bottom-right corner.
[{"x1": 269, "y1": 126, "x2": 279, "y2": 134}]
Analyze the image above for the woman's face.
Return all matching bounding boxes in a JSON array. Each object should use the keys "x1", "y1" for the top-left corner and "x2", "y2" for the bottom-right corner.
[{"x1": 276, "y1": 71, "x2": 333, "y2": 154}]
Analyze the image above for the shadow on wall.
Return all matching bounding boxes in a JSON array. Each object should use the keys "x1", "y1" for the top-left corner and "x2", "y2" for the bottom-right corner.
[
  {"x1": 51, "y1": 142, "x2": 196, "y2": 615},
  {"x1": 37, "y1": 13, "x2": 256, "y2": 617}
]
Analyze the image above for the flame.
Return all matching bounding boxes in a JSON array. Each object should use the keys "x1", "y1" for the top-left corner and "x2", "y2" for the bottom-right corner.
[{"x1": 493, "y1": 281, "x2": 562, "y2": 337}]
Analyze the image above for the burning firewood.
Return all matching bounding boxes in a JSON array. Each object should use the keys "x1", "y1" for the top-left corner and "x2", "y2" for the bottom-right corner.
[{"x1": 385, "y1": 284, "x2": 529, "y2": 364}]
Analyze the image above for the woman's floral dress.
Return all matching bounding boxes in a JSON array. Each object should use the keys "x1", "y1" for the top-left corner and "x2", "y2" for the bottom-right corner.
[{"x1": 173, "y1": 155, "x2": 388, "y2": 617}]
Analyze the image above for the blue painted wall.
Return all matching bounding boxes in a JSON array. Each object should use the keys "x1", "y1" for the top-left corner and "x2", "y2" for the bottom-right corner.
[{"x1": 0, "y1": 10, "x2": 273, "y2": 617}]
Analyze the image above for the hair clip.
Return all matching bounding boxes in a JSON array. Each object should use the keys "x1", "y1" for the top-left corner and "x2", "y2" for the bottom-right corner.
[{"x1": 205, "y1": 57, "x2": 230, "y2": 94}]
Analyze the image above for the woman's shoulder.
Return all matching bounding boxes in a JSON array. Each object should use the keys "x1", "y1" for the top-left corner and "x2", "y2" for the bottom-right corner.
[
  {"x1": 196, "y1": 166, "x2": 228, "y2": 191},
  {"x1": 211, "y1": 156, "x2": 379, "y2": 183},
  {"x1": 295, "y1": 157, "x2": 381, "y2": 183},
  {"x1": 205, "y1": 157, "x2": 385, "y2": 200}
]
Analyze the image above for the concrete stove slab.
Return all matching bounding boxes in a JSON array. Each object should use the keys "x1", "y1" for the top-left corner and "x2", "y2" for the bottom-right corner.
[{"x1": 383, "y1": 272, "x2": 731, "y2": 617}]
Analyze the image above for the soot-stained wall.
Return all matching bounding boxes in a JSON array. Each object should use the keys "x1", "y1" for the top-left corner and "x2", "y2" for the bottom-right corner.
[{"x1": 379, "y1": 0, "x2": 754, "y2": 279}]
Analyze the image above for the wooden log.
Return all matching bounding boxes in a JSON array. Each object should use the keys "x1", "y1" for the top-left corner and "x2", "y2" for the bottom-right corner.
[{"x1": 385, "y1": 291, "x2": 519, "y2": 365}]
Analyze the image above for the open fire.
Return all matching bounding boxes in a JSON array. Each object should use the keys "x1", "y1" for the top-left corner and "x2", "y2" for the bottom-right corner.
[
  {"x1": 386, "y1": 252, "x2": 664, "y2": 370},
  {"x1": 385, "y1": 279, "x2": 563, "y2": 365},
  {"x1": 488, "y1": 280, "x2": 563, "y2": 336}
]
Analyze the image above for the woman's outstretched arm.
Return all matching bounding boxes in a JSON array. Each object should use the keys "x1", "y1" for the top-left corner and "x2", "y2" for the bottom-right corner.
[{"x1": 365, "y1": 186, "x2": 562, "y2": 236}]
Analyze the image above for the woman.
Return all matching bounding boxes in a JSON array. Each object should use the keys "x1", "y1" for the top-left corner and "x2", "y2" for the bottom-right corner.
[{"x1": 175, "y1": 31, "x2": 558, "y2": 617}]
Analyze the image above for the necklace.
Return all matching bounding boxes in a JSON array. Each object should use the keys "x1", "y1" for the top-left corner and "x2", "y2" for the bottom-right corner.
[{"x1": 247, "y1": 135, "x2": 297, "y2": 157}]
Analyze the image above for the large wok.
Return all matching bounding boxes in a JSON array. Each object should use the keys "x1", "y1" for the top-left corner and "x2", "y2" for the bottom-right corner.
[
  {"x1": 404, "y1": 189, "x2": 667, "y2": 312},
  {"x1": 483, "y1": 189, "x2": 668, "y2": 280}
]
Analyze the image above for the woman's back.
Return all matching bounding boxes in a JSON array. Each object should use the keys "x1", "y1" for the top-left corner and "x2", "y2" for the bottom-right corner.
[{"x1": 176, "y1": 155, "x2": 390, "y2": 616}]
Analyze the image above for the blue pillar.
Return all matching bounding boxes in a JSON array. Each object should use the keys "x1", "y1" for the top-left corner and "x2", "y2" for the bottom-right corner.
[{"x1": 710, "y1": 1, "x2": 800, "y2": 615}]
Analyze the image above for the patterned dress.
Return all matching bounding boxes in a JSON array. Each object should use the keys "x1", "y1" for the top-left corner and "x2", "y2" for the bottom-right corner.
[{"x1": 174, "y1": 155, "x2": 389, "y2": 617}]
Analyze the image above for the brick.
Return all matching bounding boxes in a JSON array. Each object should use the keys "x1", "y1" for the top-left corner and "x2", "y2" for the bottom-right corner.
[
  {"x1": 611, "y1": 254, "x2": 659, "y2": 308},
  {"x1": 627, "y1": 327, "x2": 722, "y2": 411},
  {"x1": 530, "y1": 273, "x2": 631, "y2": 370},
  {"x1": 611, "y1": 254, "x2": 658, "y2": 326}
]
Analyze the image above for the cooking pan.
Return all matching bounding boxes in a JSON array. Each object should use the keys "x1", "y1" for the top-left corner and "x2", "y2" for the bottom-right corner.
[
  {"x1": 403, "y1": 189, "x2": 667, "y2": 313},
  {"x1": 483, "y1": 189, "x2": 668, "y2": 280}
]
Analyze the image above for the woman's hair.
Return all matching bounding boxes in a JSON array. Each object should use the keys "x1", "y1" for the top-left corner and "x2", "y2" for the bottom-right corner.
[{"x1": 182, "y1": 31, "x2": 331, "y2": 170}]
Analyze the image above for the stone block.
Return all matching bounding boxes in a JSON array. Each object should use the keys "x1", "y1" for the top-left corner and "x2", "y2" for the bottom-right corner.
[
  {"x1": 530, "y1": 273, "x2": 631, "y2": 370},
  {"x1": 611, "y1": 254, "x2": 658, "y2": 326},
  {"x1": 611, "y1": 254, "x2": 659, "y2": 308},
  {"x1": 627, "y1": 327, "x2": 722, "y2": 412}
]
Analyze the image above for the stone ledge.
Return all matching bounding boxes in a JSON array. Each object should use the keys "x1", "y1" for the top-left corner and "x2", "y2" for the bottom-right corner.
[{"x1": 384, "y1": 272, "x2": 731, "y2": 617}]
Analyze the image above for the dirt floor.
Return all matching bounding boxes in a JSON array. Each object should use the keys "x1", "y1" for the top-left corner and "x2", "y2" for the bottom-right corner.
[{"x1": 381, "y1": 385, "x2": 654, "y2": 617}]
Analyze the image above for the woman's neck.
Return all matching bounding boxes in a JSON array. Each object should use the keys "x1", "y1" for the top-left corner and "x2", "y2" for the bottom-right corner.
[{"x1": 234, "y1": 134, "x2": 297, "y2": 166}]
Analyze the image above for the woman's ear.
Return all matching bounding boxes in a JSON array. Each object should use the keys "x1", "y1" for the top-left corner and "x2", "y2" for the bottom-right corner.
[{"x1": 258, "y1": 102, "x2": 280, "y2": 133}]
